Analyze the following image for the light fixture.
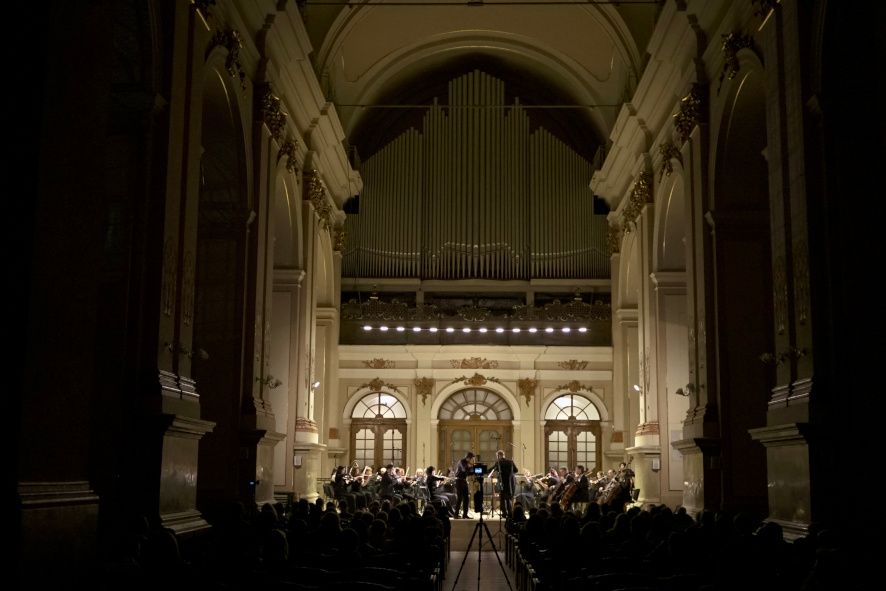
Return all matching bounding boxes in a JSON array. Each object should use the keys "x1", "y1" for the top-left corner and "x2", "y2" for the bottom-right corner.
[
  {"x1": 478, "y1": 327, "x2": 488, "y2": 333},
  {"x1": 578, "y1": 327, "x2": 588, "y2": 333},
  {"x1": 312, "y1": 381, "x2": 321, "y2": 389},
  {"x1": 445, "y1": 327, "x2": 455, "y2": 333},
  {"x1": 363, "y1": 325, "x2": 373, "y2": 331},
  {"x1": 562, "y1": 327, "x2": 572, "y2": 333},
  {"x1": 495, "y1": 327, "x2": 505, "y2": 333},
  {"x1": 528, "y1": 327, "x2": 538, "y2": 333},
  {"x1": 545, "y1": 327, "x2": 554, "y2": 333},
  {"x1": 462, "y1": 327, "x2": 471, "y2": 333},
  {"x1": 379, "y1": 326, "x2": 389, "y2": 332},
  {"x1": 512, "y1": 328, "x2": 521, "y2": 333},
  {"x1": 413, "y1": 326, "x2": 422, "y2": 333},
  {"x1": 633, "y1": 384, "x2": 641, "y2": 392},
  {"x1": 429, "y1": 327, "x2": 438, "y2": 333},
  {"x1": 396, "y1": 326, "x2": 405, "y2": 332}
]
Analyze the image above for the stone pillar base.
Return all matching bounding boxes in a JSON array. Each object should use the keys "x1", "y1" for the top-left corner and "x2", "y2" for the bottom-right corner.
[
  {"x1": 671, "y1": 437, "x2": 721, "y2": 517},
  {"x1": 749, "y1": 423, "x2": 812, "y2": 538},
  {"x1": 18, "y1": 481, "x2": 100, "y2": 583},
  {"x1": 161, "y1": 509, "x2": 210, "y2": 537},
  {"x1": 158, "y1": 414, "x2": 215, "y2": 525},
  {"x1": 241, "y1": 428, "x2": 287, "y2": 506},
  {"x1": 292, "y1": 442, "x2": 326, "y2": 502},
  {"x1": 625, "y1": 445, "x2": 661, "y2": 507}
]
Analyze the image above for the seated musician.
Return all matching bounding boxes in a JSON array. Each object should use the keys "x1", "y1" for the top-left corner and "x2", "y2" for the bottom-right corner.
[
  {"x1": 426, "y1": 466, "x2": 458, "y2": 516},
  {"x1": 551, "y1": 467, "x2": 572, "y2": 504},
  {"x1": 573, "y1": 465, "x2": 590, "y2": 503},
  {"x1": 516, "y1": 469, "x2": 538, "y2": 509}
]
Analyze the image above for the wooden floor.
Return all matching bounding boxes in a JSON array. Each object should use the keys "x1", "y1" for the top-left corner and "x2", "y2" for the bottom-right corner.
[{"x1": 445, "y1": 516, "x2": 515, "y2": 591}]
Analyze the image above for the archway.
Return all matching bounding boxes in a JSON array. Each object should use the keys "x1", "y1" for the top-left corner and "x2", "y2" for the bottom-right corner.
[
  {"x1": 436, "y1": 388, "x2": 515, "y2": 473},
  {"x1": 543, "y1": 393, "x2": 603, "y2": 473}
]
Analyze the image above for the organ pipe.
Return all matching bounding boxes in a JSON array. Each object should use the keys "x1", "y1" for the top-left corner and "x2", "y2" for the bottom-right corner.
[{"x1": 342, "y1": 70, "x2": 608, "y2": 280}]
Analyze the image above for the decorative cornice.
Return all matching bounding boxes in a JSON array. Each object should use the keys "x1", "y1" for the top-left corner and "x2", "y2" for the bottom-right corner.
[
  {"x1": 359, "y1": 377, "x2": 403, "y2": 394},
  {"x1": 673, "y1": 84, "x2": 705, "y2": 145},
  {"x1": 209, "y1": 29, "x2": 246, "y2": 89},
  {"x1": 635, "y1": 421, "x2": 660, "y2": 436},
  {"x1": 414, "y1": 377, "x2": 435, "y2": 405},
  {"x1": 621, "y1": 171, "x2": 653, "y2": 232},
  {"x1": 278, "y1": 136, "x2": 298, "y2": 174},
  {"x1": 451, "y1": 357, "x2": 499, "y2": 369},
  {"x1": 718, "y1": 32, "x2": 756, "y2": 93},
  {"x1": 554, "y1": 380, "x2": 594, "y2": 394},
  {"x1": 361, "y1": 358, "x2": 394, "y2": 369},
  {"x1": 449, "y1": 373, "x2": 502, "y2": 387},
  {"x1": 257, "y1": 84, "x2": 288, "y2": 141},
  {"x1": 607, "y1": 224, "x2": 622, "y2": 255},
  {"x1": 517, "y1": 378, "x2": 538, "y2": 405},
  {"x1": 658, "y1": 141, "x2": 682, "y2": 181},
  {"x1": 557, "y1": 360, "x2": 588, "y2": 371}
]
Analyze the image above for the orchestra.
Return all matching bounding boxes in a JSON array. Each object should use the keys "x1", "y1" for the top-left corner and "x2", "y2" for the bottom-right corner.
[{"x1": 326, "y1": 456, "x2": 638, "y2": 516}]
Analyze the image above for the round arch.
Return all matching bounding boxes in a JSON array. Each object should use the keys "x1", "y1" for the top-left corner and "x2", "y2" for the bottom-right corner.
[
  {"x1": 539, "y1": 387, "x2": 609, "y2": 422},
  {"x1": 343, "y1": 386, "x2": 413, "y2": 423},
  {"x1": 430, "y1": 379, "x2": 521, "y2": 422},
  {"x1": 652, "y1": 164, "x2": 688, "y2": 273}
]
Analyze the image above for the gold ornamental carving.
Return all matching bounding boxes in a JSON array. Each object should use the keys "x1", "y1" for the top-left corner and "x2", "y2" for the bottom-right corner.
[
  {"x1": 257, "y1": 84, "x2": 288, "y2": 141},
  {"x1": 451, "y1": 357, "x2": 499, "y2": 369},
  {"x1": 607, "y1": 224, "x2": 622, "y2": 255},
  {"x1": 557, "y1": 360, "x2": 588, "y2": 371},
  {"x1": 278, "y1": 136, "x2": 299, "y2": 174},
  {"x1": 718, "y1": 32, "x2": 755, "y2": 94},
  {"x1": 449, "y1": 373, "x2": 502, "y2": 387},
  {"x1": 517, "y1": 378, "x2": 538, "y2": 406},
  {"x1": 621, "y1": 171, "x2": 653, "y2": 233},
  {"x1": 209, "y1": 29, "x2": 246, "y2": 89},
  {"x1": 362, "y1": 358, "x2": 395, "y2": 369},
  {"x1": 306, "y1": 169, "x2": 335, "y2": 231},
  {"x1": 673, "y1": 84, "x2": 705, "y2": 145},
  {"x1": 658, "y1": 141, "x2": 682, "y2": 181},
  {"x1": 414, "y1": 377, "x2": 434, "y2": 405},
  {"x1": 359, "y1": 377, "x2": 403, "y2": 394},
  {"x1": 333, "y1": 223, "x2": 347, "y2": 252},
  {"x1": 554, "y1": 380, "x2": 593, "y2": 394}
]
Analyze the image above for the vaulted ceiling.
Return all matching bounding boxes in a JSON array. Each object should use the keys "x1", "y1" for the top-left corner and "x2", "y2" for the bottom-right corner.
[{"x1": 301, "y1": 0, "x2": 659, "y2": 159}]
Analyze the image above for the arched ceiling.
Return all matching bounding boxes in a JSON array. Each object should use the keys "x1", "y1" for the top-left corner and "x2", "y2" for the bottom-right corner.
[{"x1": 302, "y1": 0, "x2": 656, "y2": 158}]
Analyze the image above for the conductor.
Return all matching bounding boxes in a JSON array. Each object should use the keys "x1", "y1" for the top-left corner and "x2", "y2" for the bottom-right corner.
[{"x1": 489, "y1": 450, "x2": 518, "y2": 518}]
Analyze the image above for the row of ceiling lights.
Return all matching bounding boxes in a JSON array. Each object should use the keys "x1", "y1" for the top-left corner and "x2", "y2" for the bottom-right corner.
[{"x1": 362, "y1": 325, "x2": 589, "y2": 334}]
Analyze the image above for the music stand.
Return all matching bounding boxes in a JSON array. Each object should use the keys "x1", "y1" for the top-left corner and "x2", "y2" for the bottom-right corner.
[{"x1": 450, "y1": 470, "x2": 513, "y2": 591}]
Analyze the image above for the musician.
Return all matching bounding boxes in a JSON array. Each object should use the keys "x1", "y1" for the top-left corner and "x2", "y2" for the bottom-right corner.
[
  {"x1": 454, "y1": 451, "x2": 475, "y2": 519},
  {"x1": 379, "y1": 464, "x2": 395, "y2": 499},
  {"x1": 573, "y1": 465, "x2": 590, "y2": 503},
  {"x1": 551, "y1": 467, "x2": 573, "y2": 503},
  {"x1": 489, "y1": 450, "x2": 518, "y2": 518},
  {"x1": 516, "y1": 469, "x2": 538, "y2": 510},
  {"x1": 426, "y1": 466, "x2": 458, "y2": 516},
  {"x1": 332, "y1": 465, "x2": 348, "y2": 499}
]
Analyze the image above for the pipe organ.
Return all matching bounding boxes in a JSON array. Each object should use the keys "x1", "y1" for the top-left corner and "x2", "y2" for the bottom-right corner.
[{"x1": 343, "y1": 71, "x2": 608, "y2": 280}]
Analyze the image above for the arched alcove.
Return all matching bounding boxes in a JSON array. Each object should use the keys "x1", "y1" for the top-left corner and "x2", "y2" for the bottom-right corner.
[{"x1": 435, "y1": 388, "x2": 516, "y2": 472}]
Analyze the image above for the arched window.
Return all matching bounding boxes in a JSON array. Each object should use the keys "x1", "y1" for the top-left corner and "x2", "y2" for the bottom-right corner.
[
  {"x1": 437, "y1": 388, "x2": 513, "y2": 471},
  {"x1": 350, "y1": 392, "x2": 407, "y2": 470},
  {"x1": 544, "y1": 393, "x2": 602, "y2": 472}
]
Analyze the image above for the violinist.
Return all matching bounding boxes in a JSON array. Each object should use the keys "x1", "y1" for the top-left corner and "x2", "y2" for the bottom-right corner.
[
  {"x1": 573, "y1": 465, "x2": 590, "y2": 503},
  {"x1": 426, "y1": 466, "x2": 458, "y2": 516},
  {"x1": 551, "y1": 467, "x2": 572, "y2": 504},
  {"x1": 332, "y1": 465, "x2": 348, "y2": 499},
  {"x1": 454, "y1": 451, "x2": 475, "y2": 519}
]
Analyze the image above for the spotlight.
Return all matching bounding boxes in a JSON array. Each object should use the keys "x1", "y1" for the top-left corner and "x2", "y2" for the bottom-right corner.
[
  {"x1": 578, "y1": 327, "x2": 588, "y2": 333},
  {"x1": 633, "y1": 384, "x2": 641, "y2": 392},
  {"x1": 512, "y1": 328, "x2": 521, "y2": 333},
  {"x1": 495, "y1": 328, "x2": 505, "y2": 333},
  {"x1": 462, "y1": 327, "x2": 472, "y2": 333},
  {"x1": 562, "y1": 327, "x2": 571, "y2": 333},
  {"x1": 545, "y1": 327, "x2": 554, "y2": 333},
  {"x1": 429, "y1": 327, "x2": 438, "y2": 333},
  {"x1": 379, "y1": 326, "x2": 389, "y2": 332},
  {"x1": 445, "y1": 327, "x2": 455, "y2": 333},
  {"x1": 478, "y1": 327, "x2": 488, "y2": 333},
  {"x1": 363, "y1": 325, "x2": 373, "y2": 331},
  {"x1": 413, "y1": 326, "x2": 422, "y2": 333},
  {"x1": 528, "y1": 327, "x2": 538, "y2": 333},
  {"x1": 396, "y1": 326, "x2": 405, "y2": 332},
  {"x1": 312, "y1": 381, "x2": 321, "y2": 389}
]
